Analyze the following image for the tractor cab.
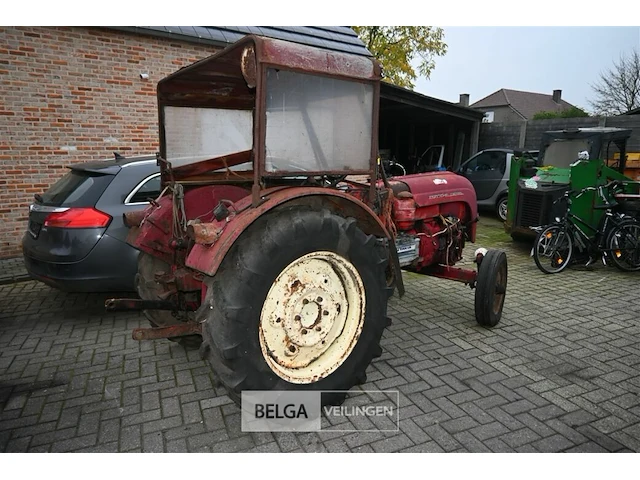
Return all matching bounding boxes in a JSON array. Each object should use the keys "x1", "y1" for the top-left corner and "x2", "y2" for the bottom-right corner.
[
  {"x1": 505, "y1": 127, "x2": 633, "y2": 238},
  {"x1": 155, "y1": 35, "x2": 380, "y2": 207}
]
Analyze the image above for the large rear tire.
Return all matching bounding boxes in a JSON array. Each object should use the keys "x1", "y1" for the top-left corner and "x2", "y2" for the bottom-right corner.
[
  {"x1": 135, "y1": 253, "x2": 202, "y2": 349},
  {"x1": 198, "y1": 206, "x2": 392, "y2": 406},
  {"x1": 533, "y1": 224, "x2": 573, "y2": 274}
]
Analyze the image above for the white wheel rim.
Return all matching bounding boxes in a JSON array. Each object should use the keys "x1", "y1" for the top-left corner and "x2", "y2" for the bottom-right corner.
[
  {"x1": 499, "y1": 200, "x2": 507, "y2": 220},
  {"x1": 259, "y1": 251, "x2": 365, "y2": 384}
]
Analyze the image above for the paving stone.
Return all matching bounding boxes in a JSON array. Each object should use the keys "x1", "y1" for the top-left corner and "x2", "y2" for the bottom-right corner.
[
  {"x1": 565, "y1": 442, "x2": 609, "y2": 453},
  {"x1": 468, "y1": 421, "x2": 511, "y2": 441},
  {"x1": 498, "y1": 428, "x2": 541, "y2": 448},
  {"x1": 247, "y1": 441, "x2": 282, "y2": 452},
  {"x1": 440, "y1": 416, "x2": 481, "y2": 434},
  {"x1": 370, "y1": 433, "x2": 414, "y2": 453},
  {"x1": 452, "y1": 431, "x2": 491, "y2": 453},
  {"x1": 576, "y1": 425, "x2": 626, "y2": 452},
  {"x1": 51, "y1": 434, "x2": 98, "y2": 452},
  {"x1": 3, "y1": 226, "x2": 640, "y2": 452},
  {"x1": 590, "y1": 415, "x2": 628, "y2": 434},
  {"x1": 423, "y1": 424, "x2": 462, "y2": 452},
  {"x1": 532, "y1": 434, "x2": 575, "y2": 453}
]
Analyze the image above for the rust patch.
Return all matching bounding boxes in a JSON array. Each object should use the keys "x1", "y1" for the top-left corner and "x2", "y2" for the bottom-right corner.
[
  {"x1": 188, "y1": 222, "x2": 223, "y2": 245},
  {"x1": 241, "y1": 45, "x2": 257, "y2": 88},
  {"x1": 289, "y1": 279, "x2": 303, "y2": 294}
]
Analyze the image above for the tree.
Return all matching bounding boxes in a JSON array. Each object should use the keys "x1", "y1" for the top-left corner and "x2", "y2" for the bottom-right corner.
[
  {"x1": 589, "y1": 48, "x2": 640, "y2": 115},
  {"x1": 532, "y1": 106, "x2": 589, "y2": 120},
  {"x1": 352, "y1": 26, "x2": 447, "y2": 89}
]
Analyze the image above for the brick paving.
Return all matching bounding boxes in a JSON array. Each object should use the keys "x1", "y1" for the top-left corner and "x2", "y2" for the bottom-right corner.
[
  {"x1": 1, "y1": 216, "x2": 640, "y2": 452},
  {"x1": 0, "y1": 256, "x2": 30, "y2": 286}
]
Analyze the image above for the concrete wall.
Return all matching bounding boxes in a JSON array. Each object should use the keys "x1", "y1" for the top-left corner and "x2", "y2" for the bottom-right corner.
[
  {"x1": 479, "y1": 116, "x2": 640, "y2": 153},
  {"x1": 476, "y1": 106, "x2": 523, "y2": 124},
  {"x1": 478, "y1": 122, "x2": 521, "y2": 151},
  {"x1": 0, "y1": 27, "x2": 220, "y2": 257}
]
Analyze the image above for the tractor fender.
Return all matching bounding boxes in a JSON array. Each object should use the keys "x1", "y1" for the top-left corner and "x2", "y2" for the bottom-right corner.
[{"x1": 185, "y1": 186, "x2": 391, "y2": 277}]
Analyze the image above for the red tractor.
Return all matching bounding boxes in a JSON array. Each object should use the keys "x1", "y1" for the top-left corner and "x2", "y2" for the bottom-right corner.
[{"x1": 108, "y1": 36, "x2": 507, "y2": 406}]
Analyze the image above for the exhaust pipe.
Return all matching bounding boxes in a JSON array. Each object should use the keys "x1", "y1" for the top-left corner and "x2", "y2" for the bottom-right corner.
[{"x1": 123, "y1": 210, "x2": 146, "y2": 228}]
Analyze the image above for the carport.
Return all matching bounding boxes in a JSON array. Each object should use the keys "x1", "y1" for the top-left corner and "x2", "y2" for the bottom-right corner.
[{"x1": 380, "y1": 85, "x2": 484, "y2": 173}]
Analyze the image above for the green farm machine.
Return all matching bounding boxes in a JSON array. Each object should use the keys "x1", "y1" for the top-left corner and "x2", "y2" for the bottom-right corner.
[{"x1": 505, "y1": 127, "x2": 640, "y2": 239}]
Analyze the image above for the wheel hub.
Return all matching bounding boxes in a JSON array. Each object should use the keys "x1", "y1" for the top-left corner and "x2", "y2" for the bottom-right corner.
[
  {"x1": 259, "y1": 251, "x2": 365, "y2": 384},
  {"x1": 282, "y1": 289, "x2": 339, "y2": 348}
]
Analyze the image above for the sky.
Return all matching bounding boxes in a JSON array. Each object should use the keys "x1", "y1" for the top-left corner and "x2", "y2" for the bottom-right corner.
[{"x1": 415, "y1": 27, "x2": 640, "y2": 112}]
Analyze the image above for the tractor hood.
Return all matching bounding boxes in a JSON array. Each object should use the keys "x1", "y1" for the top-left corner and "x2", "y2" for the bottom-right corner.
[{"x1": 392, "y1": 171, "x2": 477, "y2": 210}]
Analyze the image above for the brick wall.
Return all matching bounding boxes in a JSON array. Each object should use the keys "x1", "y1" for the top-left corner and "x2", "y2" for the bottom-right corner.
[{"x1": 0, "y1": 26, "x2": 220, "y2": 257}]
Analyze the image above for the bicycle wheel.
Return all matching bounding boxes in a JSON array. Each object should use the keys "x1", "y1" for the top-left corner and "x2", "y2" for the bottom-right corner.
[
  {"x1": 606, "y1": 221, "x2": 640, "y2": 272},
  {"x1": 533, "y1": 224, "x2": 573, "y2": 274}
]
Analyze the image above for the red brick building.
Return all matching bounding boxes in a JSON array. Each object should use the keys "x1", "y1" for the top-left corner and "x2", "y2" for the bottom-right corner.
[{"x1": 0, "y1": 27, "x2": 221, "y2": 256}]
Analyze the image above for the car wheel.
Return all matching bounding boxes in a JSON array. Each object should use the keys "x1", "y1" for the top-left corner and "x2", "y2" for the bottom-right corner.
[{"x1": 496, "y1": 196, "x2": 508, "y2": 222}]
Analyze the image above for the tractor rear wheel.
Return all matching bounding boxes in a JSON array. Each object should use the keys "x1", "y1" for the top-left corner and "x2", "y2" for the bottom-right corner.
[
  {"x1": 135, "y1": 252, "x2": 202, "y2": 349},
  {"x1": 474, "y1": 249, "x2": 507, "y2": 327},
  {"x1": 199, "y1": 206, "x2": 392, "y2": 406}
]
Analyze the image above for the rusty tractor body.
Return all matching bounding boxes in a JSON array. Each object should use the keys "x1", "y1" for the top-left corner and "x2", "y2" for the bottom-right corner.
[{"x1": 110, "y1": 36, "x2": 507, "y2": 405}]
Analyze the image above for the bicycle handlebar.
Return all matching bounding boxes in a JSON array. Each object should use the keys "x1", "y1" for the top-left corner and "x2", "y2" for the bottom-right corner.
[{"x1": 553, "y1": 181, "x2": 625, "y2": 207}]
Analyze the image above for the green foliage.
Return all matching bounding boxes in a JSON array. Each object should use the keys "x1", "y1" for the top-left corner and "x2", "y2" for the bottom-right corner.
[
  {"x1": 352, "y1": 26, "x2": 447, "y2": 89},
  {"x1": 532, "y1": 106, "x2": 590, "y2": 120}
]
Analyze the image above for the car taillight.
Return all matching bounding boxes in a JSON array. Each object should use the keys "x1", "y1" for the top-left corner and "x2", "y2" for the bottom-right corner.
[{"x1": 44, "y1": 207, "x2": 112, "y2": 228}]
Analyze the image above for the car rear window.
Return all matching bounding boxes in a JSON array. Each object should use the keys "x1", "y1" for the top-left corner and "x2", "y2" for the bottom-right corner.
[{"x1": 39, "y1": 170, "x2": 115, "y2": 207}]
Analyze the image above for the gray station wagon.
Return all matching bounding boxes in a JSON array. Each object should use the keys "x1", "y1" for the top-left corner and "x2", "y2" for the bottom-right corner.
[{"x1": 22, "y1": 155, "x2": 160, "y2": 292}]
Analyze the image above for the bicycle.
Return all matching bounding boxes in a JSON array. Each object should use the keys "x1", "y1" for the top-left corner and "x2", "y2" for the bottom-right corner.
[{"x1": 532, "y1": 181, "x2": 640, "y2": 274}]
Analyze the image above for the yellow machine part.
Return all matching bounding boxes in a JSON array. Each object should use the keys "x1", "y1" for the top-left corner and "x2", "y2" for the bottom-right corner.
[{"x1": 611, "y1": 152, "x2": 640, "y2": 181}]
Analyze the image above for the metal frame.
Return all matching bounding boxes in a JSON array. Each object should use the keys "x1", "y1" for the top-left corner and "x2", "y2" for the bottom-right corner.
[{"x1": 156, "y1": 35, "x2": 382, "y2": 207}]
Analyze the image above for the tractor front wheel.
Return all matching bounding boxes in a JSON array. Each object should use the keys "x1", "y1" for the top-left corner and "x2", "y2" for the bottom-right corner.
[
  {"x1": 474, "y1": 249, "x2": 507, "y2": 327},
  {"x1": 199, "y1": 206, "x2": 392, "y2": 406}
]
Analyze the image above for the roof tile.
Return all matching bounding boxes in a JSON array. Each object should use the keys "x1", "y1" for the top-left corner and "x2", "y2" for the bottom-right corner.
[
  {"x1": 123, "y1": 26, "x2": 371, "y2": 57},
  {"x1": 471, "y1": 88, "x2": 576, "y2": 119}
]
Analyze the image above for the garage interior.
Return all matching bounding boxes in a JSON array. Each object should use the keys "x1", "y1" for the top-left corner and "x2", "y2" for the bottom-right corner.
[{"x1": 379, "y1": 84, "x2": 484, "y2": 174}]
